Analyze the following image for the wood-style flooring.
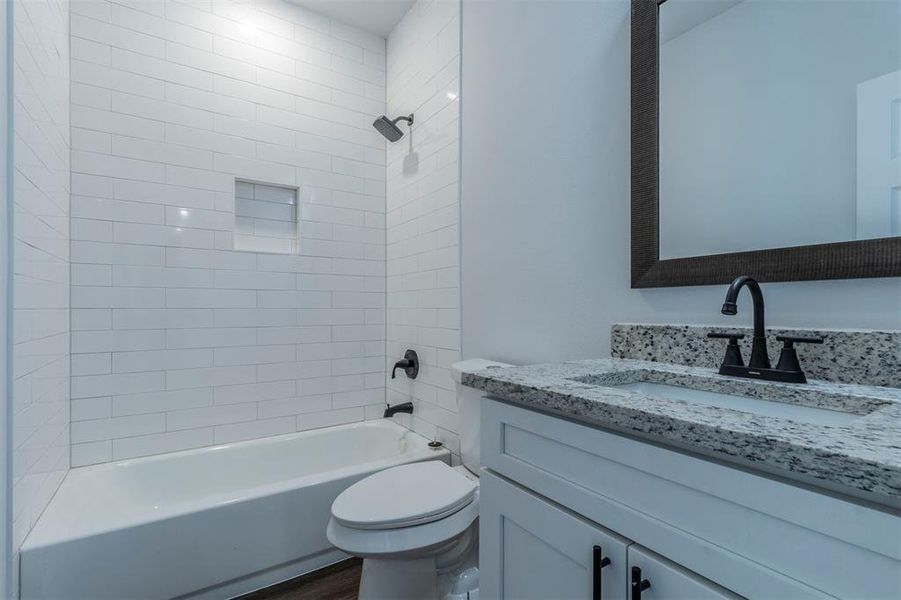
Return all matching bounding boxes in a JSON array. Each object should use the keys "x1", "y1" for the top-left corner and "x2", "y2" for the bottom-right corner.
[{"x1": 237, "y1": 558, "x2": 362, "y2": 600}]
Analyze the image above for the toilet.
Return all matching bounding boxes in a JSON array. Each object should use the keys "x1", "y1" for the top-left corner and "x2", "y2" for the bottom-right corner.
[{"x1": 327, "y1": 359, "x2": 512, "y2": 600}]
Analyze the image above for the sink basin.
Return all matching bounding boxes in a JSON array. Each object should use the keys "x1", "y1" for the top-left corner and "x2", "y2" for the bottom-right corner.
[{"x1": 610, "y1": 382, "x2": 861, "y2": 426}]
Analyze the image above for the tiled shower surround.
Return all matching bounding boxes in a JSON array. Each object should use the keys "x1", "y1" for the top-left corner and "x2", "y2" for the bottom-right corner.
[
  {"x1": 67, "y1": 0, "x2": 463, "y2": 466},
  {"x1": 68, "y1": 0, "x2": 390, "y2": 465},
  {"x1": 385, "y1": 0, "x2": 462, "y2": 455},
  {"x1": 13, "y1": 0, "x2": 71, "y2": 568}
]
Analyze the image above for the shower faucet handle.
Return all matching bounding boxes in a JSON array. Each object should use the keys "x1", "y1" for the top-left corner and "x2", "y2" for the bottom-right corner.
[{"x1": 391, "y1": 349, "x2": 419, "y2": 380}]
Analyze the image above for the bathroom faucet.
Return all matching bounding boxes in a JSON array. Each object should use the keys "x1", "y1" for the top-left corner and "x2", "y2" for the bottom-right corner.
[
  {"x1": 720, "y1": 275, "x2": 770, "y2": 369},
  {"x1": 383, "y1": 402, "x2": 414, "y2": 418},
  {"x1": 709, "y1": 275, "x2": 823, "y2": 383}
]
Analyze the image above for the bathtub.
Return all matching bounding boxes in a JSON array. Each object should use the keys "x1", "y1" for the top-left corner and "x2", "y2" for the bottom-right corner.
[{"x1": 20, "y1": 420, "x2": 448, "y2": 599}]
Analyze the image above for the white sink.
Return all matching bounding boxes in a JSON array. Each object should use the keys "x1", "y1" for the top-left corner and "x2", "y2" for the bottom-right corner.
[{"x1": 612, "y1": 381, "x2": 860, "y2": 426}]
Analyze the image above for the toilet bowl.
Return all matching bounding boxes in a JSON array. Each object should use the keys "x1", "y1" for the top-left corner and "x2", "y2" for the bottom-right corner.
[{"x1": 327, "y1": 359, "x2": 512, "y2": 600}]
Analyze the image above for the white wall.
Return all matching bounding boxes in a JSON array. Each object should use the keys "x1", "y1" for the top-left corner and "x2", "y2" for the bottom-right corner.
[
  {"x1": 68, "y1": 0, "x2": 388, "y2": 466},
  {"x1": 385, "y1": 0, "x2": 461, "y2": 454},
  {"x1": 12, "y1": 0, "x2": 70, "y2": 587},
  {"x1": 460, "y1": 0, "x2": 901, "y2": 367}
]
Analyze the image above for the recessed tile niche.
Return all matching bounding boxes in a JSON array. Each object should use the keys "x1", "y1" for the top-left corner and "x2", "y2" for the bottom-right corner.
[{"x1": 234, "y1": 180, "x2": 299, "y2": 254}]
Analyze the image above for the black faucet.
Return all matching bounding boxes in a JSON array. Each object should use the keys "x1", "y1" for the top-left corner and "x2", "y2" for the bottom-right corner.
[
  {"x1": 383, "y1": 402, "x2": 414, "y2": 418},
  {"x1": 710, "y1": 275, "x2": 823, "y2": 383},
  {"x1": 720, "y1": 275, "x2": 770, "y2": 369}
]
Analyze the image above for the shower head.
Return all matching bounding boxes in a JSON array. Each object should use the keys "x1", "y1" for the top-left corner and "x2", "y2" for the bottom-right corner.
[{"x1": 373, "y1": 114, "x2": 414, "y2": 142}]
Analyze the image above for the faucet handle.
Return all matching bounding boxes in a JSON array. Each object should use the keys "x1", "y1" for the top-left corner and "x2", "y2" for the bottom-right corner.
[
  {"x1": 391, "y1": 349, "x2": 419, "y2": 380},
  {"x1": 707, "y1": 332, "x2": 746, "y2": 341},
  {"x1": 775, "y1": 336, "x2": 824, "y2": 383},
  {"x1": 776, "y1": 335, "x2": 824, "y2": 347},
  {"x1": 707, "y1": 332, "x2": 745, "y2": 367}
]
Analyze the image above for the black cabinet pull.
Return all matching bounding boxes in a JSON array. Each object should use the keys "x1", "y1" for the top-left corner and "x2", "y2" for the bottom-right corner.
[
  {"x1": 631, "y1": 566, "x2": 651, "y2": 600},
  {"x1": 592, "y1": 545, "x2": 611, "y2": 600}
]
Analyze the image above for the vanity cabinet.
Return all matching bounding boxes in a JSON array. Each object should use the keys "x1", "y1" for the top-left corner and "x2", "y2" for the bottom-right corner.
[
  {"x1": 480, "y1": 470, "x2": 740, "y2": 600},
  {"x1": 480, "y1": 470, "x2": 629, "y2": 599},
  {"x1": 479, "y1": 398, "x2": 901, "y2": 599},
  {"x1": 626, "y1": 545, "x2": 741, "y2": 600}
]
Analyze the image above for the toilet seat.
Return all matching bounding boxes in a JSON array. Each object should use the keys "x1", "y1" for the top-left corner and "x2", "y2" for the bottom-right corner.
[
  {"x1": 327, "y1": 489, "x2": 480, "y2": 558},
  {"x1": 327, "y1": 461, "x2": 480, "y2": 558},
  {"x1": 331, "y1": 461, "x2": 477, "y2": 530}
]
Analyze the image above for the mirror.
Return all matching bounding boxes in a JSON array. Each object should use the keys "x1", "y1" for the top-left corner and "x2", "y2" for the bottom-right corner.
[
  {"x1": 630, "y1": 0, "x2": 901, "y2": 287},
  {"x1": 659, "y1": 0, "x2": 901, "y2": 259}
]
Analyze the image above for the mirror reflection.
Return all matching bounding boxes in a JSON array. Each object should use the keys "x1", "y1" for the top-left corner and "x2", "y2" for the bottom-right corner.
[{"x1": 659, "y1": 0, "x2": 901, "y2": 259}]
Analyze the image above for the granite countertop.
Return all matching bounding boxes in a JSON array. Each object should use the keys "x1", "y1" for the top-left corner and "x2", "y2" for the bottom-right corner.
[{"x1": 462, "y1": 358, "x2": 901, "y2": 505}]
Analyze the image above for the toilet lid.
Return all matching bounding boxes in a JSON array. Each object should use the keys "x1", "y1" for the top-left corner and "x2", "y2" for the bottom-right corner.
[{"x1": 331, "y1": 461, "x2": 478, "y2": 530}]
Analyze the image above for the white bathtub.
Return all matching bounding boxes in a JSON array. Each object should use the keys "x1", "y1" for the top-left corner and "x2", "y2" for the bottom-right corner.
[{"x1": 20, "y1": 420, "x2": 448, "y2": 599}]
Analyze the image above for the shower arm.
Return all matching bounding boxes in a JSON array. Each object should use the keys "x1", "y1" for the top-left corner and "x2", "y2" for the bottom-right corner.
[{"x1": 392, "y1": 114, "x2": 414, "y2": 126}]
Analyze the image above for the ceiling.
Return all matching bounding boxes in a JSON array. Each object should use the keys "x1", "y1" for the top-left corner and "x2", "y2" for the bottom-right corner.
[{"x1": 290, "y1": 0, "x2": 415, "y2": 37}]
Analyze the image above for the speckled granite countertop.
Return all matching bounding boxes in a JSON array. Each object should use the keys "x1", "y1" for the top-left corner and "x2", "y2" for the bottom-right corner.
[{"x1": 463, "y1": 359, "x2": 901, "y2": 505}]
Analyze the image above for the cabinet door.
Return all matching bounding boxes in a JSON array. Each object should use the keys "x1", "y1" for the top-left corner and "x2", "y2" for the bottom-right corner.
[
  {"x1": 626, "y1": 545, "x2": 744, "y2": 600},
  {"x1": 480, "y1": 470, "x2": 629, "y2": 600}
]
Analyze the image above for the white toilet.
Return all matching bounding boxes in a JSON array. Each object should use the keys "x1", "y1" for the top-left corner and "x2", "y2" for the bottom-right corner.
[{"x1": 327, "y1": 359, "x2": 511, "y2": 600}]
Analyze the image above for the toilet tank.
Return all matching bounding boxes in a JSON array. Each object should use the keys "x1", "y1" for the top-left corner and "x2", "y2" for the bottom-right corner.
[{"x1": 452, "y1": 359, "x2": 513, "y2": 475}]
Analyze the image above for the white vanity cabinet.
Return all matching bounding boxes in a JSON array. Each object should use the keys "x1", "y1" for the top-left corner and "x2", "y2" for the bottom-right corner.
[
  {"x1": 480, "y1": 470, "x2": 630, "y2": 600},
  {"x1": 627, "y1": 545, "x2": 742, "y2": 600},
  {"x1": 480, "y1": 470, "x2": 739, "y2": 600},
  {"x1": 479, "y1": 398, "x2": 901, "y2": 600}
]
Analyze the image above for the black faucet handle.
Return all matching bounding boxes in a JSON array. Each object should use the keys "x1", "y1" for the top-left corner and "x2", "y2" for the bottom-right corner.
[
  {"x1": 391, "y1": 349, "x2": 419, "y2": 379},
  {"x1": 776, "y1": 335, "x2": 825, "y2": 348},
  {"x1": 708, "y1": 332, "x2": 745, "y2": 367},
  {"x1": 774, "y1": 336, "x2": 823, "y2": 382},
  {"x1": 707, "y1": 332, "x2": 746, "y2": 341}
]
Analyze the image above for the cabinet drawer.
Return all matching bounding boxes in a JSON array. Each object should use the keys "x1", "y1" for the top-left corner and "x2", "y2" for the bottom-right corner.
[
  {"x1": 628, "y1": 545, "x2": 743, "y2": 600},
  {"x1": 480, "y1": 470, "x2": 630, "y2": 600}
]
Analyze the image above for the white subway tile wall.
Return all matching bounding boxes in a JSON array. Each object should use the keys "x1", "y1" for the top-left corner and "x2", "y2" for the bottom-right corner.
[
  {"x1": 234, "y1": 180, "x2": 299, "y2": 254},
  {"x1": 13, "y1": 0, "x2": 71, "y2": 577},
  {"x1": 69, "y1": 0, "x2": 388, "y2": 466},
  {"x1": 385, "y1": 0, "x2": 461, "y2": 455}
]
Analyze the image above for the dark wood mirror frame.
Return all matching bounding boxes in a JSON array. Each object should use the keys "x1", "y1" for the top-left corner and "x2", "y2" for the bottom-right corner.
[{"x1": 630, "y1": 0, "x2": 901, "y2": 288}]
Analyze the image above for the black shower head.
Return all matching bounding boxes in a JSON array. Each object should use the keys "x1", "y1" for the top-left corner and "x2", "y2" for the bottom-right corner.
[{"x1": 373, "y1": 114, "x2": 413, "y2": 142}]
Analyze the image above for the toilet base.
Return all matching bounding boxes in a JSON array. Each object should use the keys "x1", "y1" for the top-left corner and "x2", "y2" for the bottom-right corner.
[
  {"x1": 358, "y1": 560, "x2": 479, "y2": 600},
  {"x1": 356, "y1": 521, "x2": 479, "y2": 600},
  {"x1": 359, "y1": 557, "x2": 439, "y2": 600}
]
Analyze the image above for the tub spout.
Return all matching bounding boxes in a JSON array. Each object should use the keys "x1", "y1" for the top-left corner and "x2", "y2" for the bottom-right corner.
[{"x1": 383, "y1": 402, "x2": 414, "y2": 418}]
